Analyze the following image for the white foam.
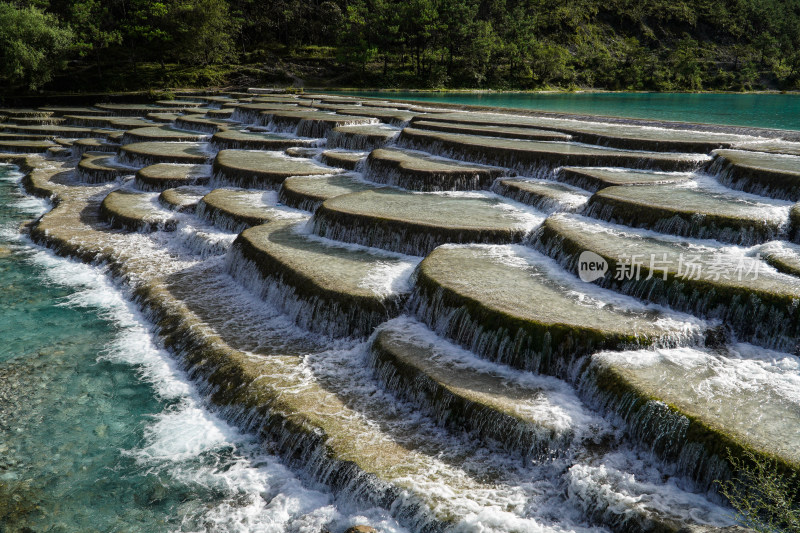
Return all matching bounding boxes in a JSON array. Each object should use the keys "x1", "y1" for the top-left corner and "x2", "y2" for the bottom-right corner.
[
  {"x1": 24, "y1": 245, "x2": 408, "y2": 533},
  {"x1": 567, "y1": 452, "x2": 735, "y2": 528},
  {"x1": 359, "y1": 259, "x2": 418, "y2": 297},
  {"x1": 379, "y1": 316, "x2": 606, "y2": 438}
]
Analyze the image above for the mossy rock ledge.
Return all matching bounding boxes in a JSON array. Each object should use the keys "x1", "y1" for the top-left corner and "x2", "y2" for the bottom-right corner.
[
  {"x1": 370, "y1": 321, "x2": 581, "y2": 459},
  {"x1": 64, "y1": 115, "x2": 152, "y2": 129},
  {"x1": 121, "y1": 126, "x2": 207, "y2": 145},
  {"x1": 197, "y1": 188, "x2": 302, "y2": 232},
  {"x1": 493, "y1": 178, "x2": 591, "y2": 213},
  {"x1": 761, "y1": 241, "x2": 800, "y2": 278},
  {"x1": 118, "y1": 142, "x2": 210, "y2": 166},
  {"x1": 71, "y1": 138, "x2": 119, "y2": 156},
  {"x1": 556, "y1": 166, "x2": 693, "y2": 192},
  {"x1": 331, "y1": 106, "x2": 415, "y2": 126},
  {"x1": 363, "y1": 148, "x2": 507, "y2": 191},
  {"x1": 0, "y1": 140, "x2": 56, "y2": 154},
  {"x1": 211, "y1": 129, "x2": 319, "y2": 151},
  {"x1": 2, "y1": 124, "x2": 99, "y2": 139},
  {"x1": 158, "y1": 185, "x2": 209, "y2": 212},
  {"x1": 408, "y1": 244, "x2": 704, "y2": 374},
  {"x1": 205, "y1": 108, "x2": 236, "y2": 119},
  {"x1": 8, "y1": 116, "x2": 65, "y2": 126},
  {"x1": 76, "y1": 153, "x2": 139, "y2": 183},
  {"x1": 312, "y1": 188, "x2": 539, "y2": 255},
  {"x1": 173, "y1": 115, "x2": 239, "y2": 134},
  {"x1": 229, "y1": 102, "x2": 302, "y2": 123},
  {"x1": 134, "y1": 163, "x2": 211, "y2": 192},
  {"x1": 708, "y1": 149, "x2": 800, "y2": 200},
  {"x1": 39, "y1": 106, "x2": 106, "y2": 116},
  {"x1": 99, "y1": 190, "x2": 177, "y2": 232},
  {"x1": 411, "y1": 119, "x2": 571, "y2": 142},
  {"x1": 260, "y1": 110, "x2": 377, "y2": 137},
  {"x1": 93, "y1": 103, "x2": 186, "y2": 116},
  {"x1": 211, "y1": 149, "x2": 332, "y2": 189},
  {"x1": 229, "y1": 219, "x2": 410, "y2": 338},
  {"x1": 581, "y1": 345, "x2": 800, "y2": 494},
  {"x1": 584, "y1": 182, "x2": 789, "y2": 245},
  {"x1": 327, "y1": 124, "x2": 400, "y2": 151},
  {"x1": 0, "y1": 108, "x2": 53, "y2": 118},
  {"x1": 278, "y1": 174, "x2": 378, "y2": 212},
  {"x1": 318, "y1": 149, "x2": 366, "y2": 171},
  {"x1": 398, "y1": 127, "x2": 708, "y2": 175},
  {"x1": 532, "y1": 213, "x2": 800, "y2": 350}
]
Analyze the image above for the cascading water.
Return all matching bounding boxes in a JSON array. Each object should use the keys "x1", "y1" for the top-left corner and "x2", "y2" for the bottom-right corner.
[
  {"x1": 6, "y1": 91, "x2": 800, "y2": 533},
  {"x1": 0, "y1": 165, "x2": 409, "y2": 533}
]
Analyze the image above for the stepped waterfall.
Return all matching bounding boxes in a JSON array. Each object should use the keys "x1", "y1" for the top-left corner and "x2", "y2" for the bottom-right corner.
[{"x1": 0, "y1": 91, "x2": 798, "y2": 532}]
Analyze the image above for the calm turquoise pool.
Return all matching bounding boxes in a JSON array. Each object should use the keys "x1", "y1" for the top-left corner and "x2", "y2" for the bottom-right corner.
[{"x1": 320, "y1": 91, "x2": 800, "y2": 131}]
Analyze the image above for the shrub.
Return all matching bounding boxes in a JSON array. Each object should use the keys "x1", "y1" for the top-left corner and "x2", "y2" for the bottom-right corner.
[
  {"x1": 0, "y1": 3, "x2": 75, "y2": 90},
  {"x1": 717, "y1": 450, "x2": 800, "y2": 532}
]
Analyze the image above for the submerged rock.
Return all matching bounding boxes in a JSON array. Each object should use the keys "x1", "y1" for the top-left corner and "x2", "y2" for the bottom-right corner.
[
  {"x1": 212, "y1": 149, "x2": 331, "y2": 189},
  {"x1": 363, "y1": 147, "x2": 506, "y2": 191},
  {"x1": 312, "y1": 188, "x2": 539, "y2": 255}
]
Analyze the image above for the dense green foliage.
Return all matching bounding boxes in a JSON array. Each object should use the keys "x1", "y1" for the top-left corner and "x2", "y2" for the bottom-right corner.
[
  {"x1": 0, "y1": 3, "x2": 74, "y2": 89},
  {"x1": 2, "y1": 0, "x2": 800, "y2": 92}
]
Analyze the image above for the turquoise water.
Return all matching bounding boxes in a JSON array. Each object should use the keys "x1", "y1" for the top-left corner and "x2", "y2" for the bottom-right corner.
[
  {"x1": 0, "y1": 165, "x2": 405, "y2": 533},
  {"x1": 321, "y1": 91, "x2": 800, "y2": 131}
]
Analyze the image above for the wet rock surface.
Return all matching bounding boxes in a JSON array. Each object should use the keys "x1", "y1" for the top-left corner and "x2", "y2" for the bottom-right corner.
[{"x1": 1, "y1": 91, "x2": 788, "y2": 533}]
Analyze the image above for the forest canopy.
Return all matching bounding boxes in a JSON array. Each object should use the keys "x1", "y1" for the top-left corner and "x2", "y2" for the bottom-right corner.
[{"x1": 2, "y1": 0, "x2": 800, "y2": 92}]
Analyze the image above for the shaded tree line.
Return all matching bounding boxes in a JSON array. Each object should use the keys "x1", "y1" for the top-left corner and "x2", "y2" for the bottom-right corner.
[{"x1": 2, "y1": 0, "x2": 800, "y2": 91}]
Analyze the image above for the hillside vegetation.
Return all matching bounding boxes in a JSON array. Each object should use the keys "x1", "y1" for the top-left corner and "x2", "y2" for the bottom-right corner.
[{"x1": 1, "y1": 0, "x2": 800, "y2": 93}]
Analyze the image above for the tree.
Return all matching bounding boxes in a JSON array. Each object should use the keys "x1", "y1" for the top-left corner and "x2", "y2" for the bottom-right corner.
[
  {"x1": 119, "y1": 0, "x2": 172, "y2": 68},
  {"x1": 337, "y1": 0, "x2": 375, "y2": 71},
  {"x1": 0, "y1": 2, "x2": 74, "y2": 90},
  {"x1": 69, "y1": 0, "x2": 122, "y2": 78},
  {"x1": 669, "y1": 36, "x2": 703, "y2": 90},
  {"x1": 460, "y1": 19, "x2": 498, "y2": 86},
  {"x1": 171, "y1": 0, "x2": 236, "y2": 65}
]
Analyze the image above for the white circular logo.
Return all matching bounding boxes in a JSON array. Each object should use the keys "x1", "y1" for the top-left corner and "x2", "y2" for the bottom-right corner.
[{"x1": 578, "y1": 250, "x2": 608, "y2": 282}]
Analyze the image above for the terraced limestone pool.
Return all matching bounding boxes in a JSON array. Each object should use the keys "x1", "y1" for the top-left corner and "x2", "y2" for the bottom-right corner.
[
  {"x1": 0, "y1": 165, "x2": 406, "y2": 532},
  {"x1": 3, "y1": 90, "x2": 800, "y2": 533}
]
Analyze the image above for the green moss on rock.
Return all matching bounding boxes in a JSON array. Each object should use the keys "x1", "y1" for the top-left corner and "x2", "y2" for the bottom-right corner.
[
  {"x1": 230, "y1": 219, "x2": 408, "y2": 337},
  {"x1": 312, "y1": 188, "x2": 538, "y2": 255},
  {"x1": 364, "y1": 148, "x2": 506, "y2": 191},
  {"x1": 212, "y1": 149, "x2": 331, "y2": 189},
  {"x1": 99, "y1": 190, "x2": 177, "y2": 232},
  {"x1": 532, "y1": 213, "x2": 800, "y2": 350},
  {"x1": 135, "y1": 163, "x2": 210, "y2": 191},
  {"x1": 399, "y1": 127, "x2": 708, "y2": 174}
]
